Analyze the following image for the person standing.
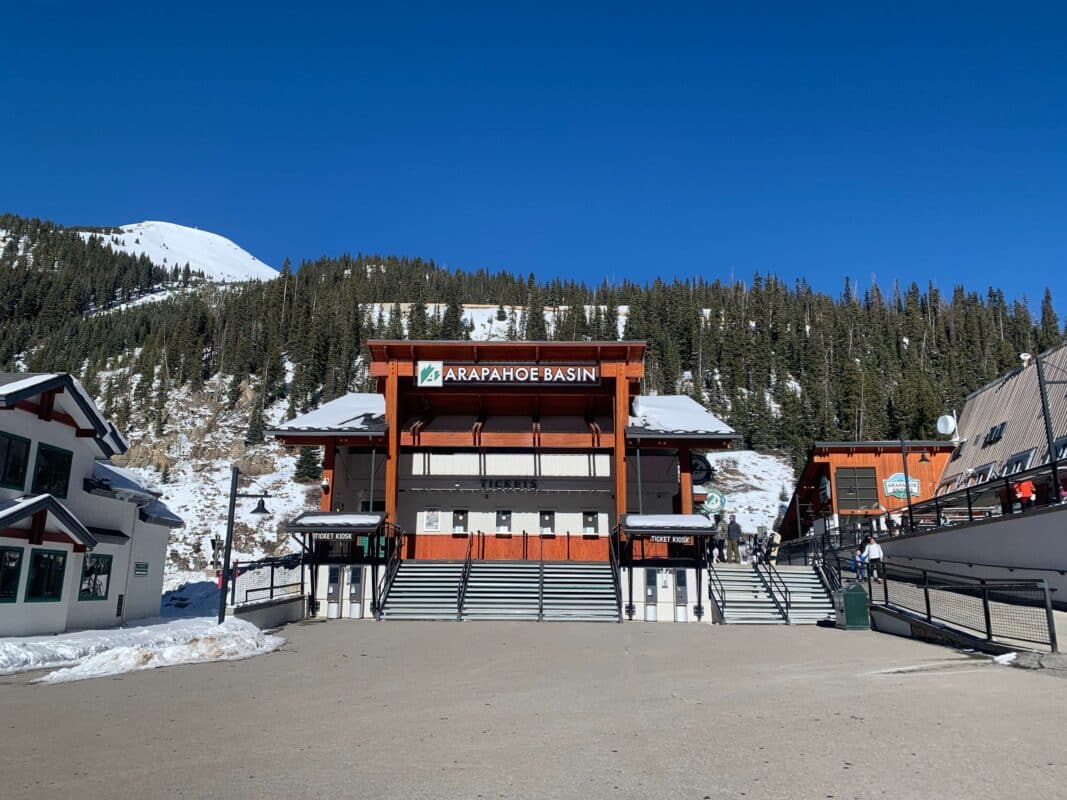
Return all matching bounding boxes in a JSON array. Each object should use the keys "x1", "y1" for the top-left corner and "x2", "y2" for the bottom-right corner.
[
  {"x1": 714, "y1": 514, "x2": 728, "y2": 564},
  {"x1": 862, "y1": 535, "x2": 884, "y2": 583},
  {"x1": 1014, "y1": 478, "x2": 1036, "y2": 511},
  {"x1": 726, "y1": 515, "x2": 742, "y2": 563}
]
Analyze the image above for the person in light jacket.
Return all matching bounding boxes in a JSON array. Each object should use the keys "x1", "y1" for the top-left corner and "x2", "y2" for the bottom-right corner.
[{"x1": 862, "y1": 535, "x2": 884, "y2": 583}]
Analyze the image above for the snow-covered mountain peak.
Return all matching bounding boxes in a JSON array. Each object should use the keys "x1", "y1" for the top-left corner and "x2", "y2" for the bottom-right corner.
[{"x1": 80, "y1": 221, "x2": 278, "y2": 282}]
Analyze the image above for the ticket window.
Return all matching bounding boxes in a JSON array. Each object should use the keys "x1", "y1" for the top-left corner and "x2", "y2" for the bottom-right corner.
[
  {"x1": 644, "y1": 568, "x2": 658, "y2": 622},
  {"x1": 453, "y1": 510, "x2": 469, "y2": 534},
  {"x1": 347, "y1": 566, "x2": 363, "y2": 619},
  {"x1": 540, "y1": 511, "x2": 555, "y2": 534},
  {"x1": 326, "y1": 566, "x2": 342, "y2": 619},
  {"x1": 674, "y1": 570, "x2": 689, "y2": 623},
  {"x1": 582, "y1": 511, "x2": 599, "y2": 535},
  {"x1": 496, "y1": 510, "x2": 512, "y2": 534}
]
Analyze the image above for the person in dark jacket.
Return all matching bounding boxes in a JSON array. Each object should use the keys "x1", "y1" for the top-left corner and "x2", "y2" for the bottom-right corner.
[{"x1": 726, "y1": 515, "x2": 743, "y2": 563}]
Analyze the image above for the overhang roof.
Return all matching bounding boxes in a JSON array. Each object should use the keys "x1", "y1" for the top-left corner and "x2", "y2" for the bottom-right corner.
[
  {"x1": 621, "y1": 513, "x2": 716, "y2": 535},
  {"x1": 812, "y1": 440, "x2": 956, "y2": 451},
  {"x1": 139, "y1": 500, "x2": 185, "y2": 529},
  {"x1": 268, "y1": 393, "x2": 386, "y2": 437},
  {"x1": 0, "y1": 373, "x2": 126, "y2": 457},
  {"x1": 0, "y1": 494, "x2": 98, "y2": 548},
  {"x1": 286, "y1": 511, "x2": 386, "y2": 534},
  {"x1": 627, "y1": 395, "x2": 739, "y2": 440}
]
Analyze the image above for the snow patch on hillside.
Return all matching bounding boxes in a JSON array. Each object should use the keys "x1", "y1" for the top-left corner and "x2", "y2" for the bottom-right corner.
[
  {"x1": 79, "y1": 221, "x2": 277, "y2": 282},
  {"x1": 370, "y1": 303, "x2": 630, "y2": 340},
  {"x1": 704, "y1": 450, "x2": 794, "y2": 533}
]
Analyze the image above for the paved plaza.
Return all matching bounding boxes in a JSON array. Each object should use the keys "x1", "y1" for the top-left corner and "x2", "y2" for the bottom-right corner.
[{"x1": 1, "y1": 621, "x2": 1064, "y2": 799}]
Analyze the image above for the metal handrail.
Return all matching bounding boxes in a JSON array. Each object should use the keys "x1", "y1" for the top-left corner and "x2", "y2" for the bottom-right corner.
[
  {"x1": 706, "y1": 559, "x2": 726, "y2": 622},
  {"x1": 456, "y1": 532, "x2": 474, "y2": 620},
  {"x1": 817, "y1": 532, "x2": 842, "y2": 594},
  {"x1": 375, "y1": 522, "x2": 406, "y2": 620},
  {"x1": 538, "y1": 534, "x2": 545, "y2": 621},
  {"x1": 755, "y1": 559, "x2": 791, "y2": 624},
  {"x1": 608, "y1": 526, "x2": 623, "y2": 622}
]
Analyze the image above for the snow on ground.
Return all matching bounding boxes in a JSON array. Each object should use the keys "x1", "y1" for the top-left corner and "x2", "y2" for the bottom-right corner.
[
  {"x1": 79, "y1": 221, "x2": 277, "y2": 282},
  {"x1": 704, "y1": 449, "x2": 795, "y2": 533},
  {"x1": 0, "y1": 617, "x2": 283, "y2": 682}
]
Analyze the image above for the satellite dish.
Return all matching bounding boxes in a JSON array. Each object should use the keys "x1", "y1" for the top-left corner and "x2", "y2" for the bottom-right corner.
[{"x1": 936, "y1": 415, "x2": 956, "y2": 436}]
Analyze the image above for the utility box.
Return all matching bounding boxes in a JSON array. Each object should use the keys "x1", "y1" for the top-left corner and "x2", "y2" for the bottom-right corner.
[{"x1": 834, "y1": 583, "x2": 870, "y2": 630}]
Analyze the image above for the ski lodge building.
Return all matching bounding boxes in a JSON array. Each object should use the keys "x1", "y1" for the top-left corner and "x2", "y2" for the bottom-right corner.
[
  {"x1": 271, "y1": 340, "x2": 743, "y2": 623},
  {"x1": 0, "y1": 373, "x2": 182, "y2": 637}
]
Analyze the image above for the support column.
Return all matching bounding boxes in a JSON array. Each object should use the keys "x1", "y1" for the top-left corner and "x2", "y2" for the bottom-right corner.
[
  {"x1": 613, "y1": 363, "x2": 629, "y2": 523},
  {"x1": 384, "y1": 361, "x2": 400, "y2": 527},
  {"x1": 320, "y1": 444, "x2": 335, "y2": 512},
  {"x1": 679, "y1": 444, "x2": 693, "y2": 514}
]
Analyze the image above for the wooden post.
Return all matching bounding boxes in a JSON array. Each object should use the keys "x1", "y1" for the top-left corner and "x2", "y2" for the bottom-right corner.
[
  {"x1": 679, "y1": 444, "x2": 693, "y2": 514},
  {"x1": 320, "y1": 445, "x2": 335, "y2": 512},
  {"x1": 384, "y1": 360, "x2": 400, "y2": 528},
  {"x1": 613, "y1": 363, "x2": 629, "y2": 523}
]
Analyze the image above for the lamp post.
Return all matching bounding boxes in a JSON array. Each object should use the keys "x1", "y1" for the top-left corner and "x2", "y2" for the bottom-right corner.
[
  {"x1": 218, "y1": 465, "x2": 271, "y2": 624},
  {"x1": 898, "y1": 437, "x2": 930, "y2": 533}
]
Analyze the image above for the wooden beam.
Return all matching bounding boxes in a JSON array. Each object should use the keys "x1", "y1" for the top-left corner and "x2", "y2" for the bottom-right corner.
[
  {"x1": 320, "y1": 445, "x2": 336, "y2": 512},
  {"x1": 384, "y1": 360, "x2": 400, "y2": 526},
  {"x1": 679, "y1": 444, "x2": 693, "y2": 514},
  {"x1": 613, "y1": 363, "x2": 629, "y2": 523}
]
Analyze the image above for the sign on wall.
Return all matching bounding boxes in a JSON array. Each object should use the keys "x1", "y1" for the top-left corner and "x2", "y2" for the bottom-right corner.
[
  {"x1": 882, "y1": 472, "x2": 921, "y2": 501},
  {"x1": 702, "y1": 488, "x2": 726, "y2": 514},
  {"x1": 416, "y1": 361, "x2": 600, "y2": 387}
]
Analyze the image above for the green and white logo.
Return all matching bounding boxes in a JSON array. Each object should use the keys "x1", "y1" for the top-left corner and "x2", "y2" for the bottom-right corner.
[
  {"x1": 417, "y1": 361, "x2": 443, "y2": 387},
  {"x1": 703, "y1": 488, "x2": 727, "y2": 514}
]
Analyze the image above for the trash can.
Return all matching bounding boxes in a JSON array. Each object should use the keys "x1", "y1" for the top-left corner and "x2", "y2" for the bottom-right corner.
[{"x1": 834, "y1": 583, "x2": 870, "y2": 630}]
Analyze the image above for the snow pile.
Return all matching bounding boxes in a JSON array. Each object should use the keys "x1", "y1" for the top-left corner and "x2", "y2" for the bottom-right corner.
[
  {"x1": 274, "y1": 392, "x2": 384, "y2": 432},
  {"x1": 703, "y1": 450, "x2": 795, "y2": 533},
  {"x1": 624, "y1": 514, "x2": 715, "y2": 529},
  {"x1": 79, "y1": 221, "x2": 277, "y2": 282},
  {"x1": 0, "y1": 617, "x2": 283, "y2": 682},
  {"x1": 993, "y1": 652, "x2": 1018, "y2": 666}
]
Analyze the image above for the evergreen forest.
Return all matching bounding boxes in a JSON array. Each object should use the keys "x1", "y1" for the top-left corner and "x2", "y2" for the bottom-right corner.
[{"x1": 3, "y1": 213, "x2": 1064, "y2": 469}]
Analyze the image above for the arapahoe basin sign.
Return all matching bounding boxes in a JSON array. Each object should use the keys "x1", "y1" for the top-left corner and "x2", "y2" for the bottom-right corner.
[{"x1": 417, "y1": 361, "x2": 599, "y2": 387}]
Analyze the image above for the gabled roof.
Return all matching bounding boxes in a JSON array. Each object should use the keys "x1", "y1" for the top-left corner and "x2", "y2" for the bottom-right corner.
[
  {"x1": 627, "y1": 395, "x2": 738, "y2": 439},
  {"x1": 268, "y1": 394, "x2": 386, "y2": 437},
  {"x1": 139, "y1": 500, "x2": 184, "y2": 529},
  {"x1": 0, "y1": 373, "x2": 126, "y2": 457},
  {"x1": 0, "y1": 494, "x2": 98, "y2": 548}
]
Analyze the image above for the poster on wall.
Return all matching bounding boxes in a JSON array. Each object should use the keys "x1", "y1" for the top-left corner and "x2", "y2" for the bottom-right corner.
[{"x1": 424, "y1": 507, "x2": 441, "y2": 531}]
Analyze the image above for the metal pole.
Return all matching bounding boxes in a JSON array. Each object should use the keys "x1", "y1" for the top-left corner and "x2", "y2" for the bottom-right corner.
[
  {"x1": 368, "y1": 447, "x2": 377, "y2": 512},
  {"x1": 1035, "y1": 354, "x2": 1062, "y2": 503},
  {"x1": 922, "y1": 570, "x2": 931, "y2": 621},
  {"x1": 981, "y1": 581, "x2": 993, "y2": 642},
  {"x1": 965, "y1": 486, "x2": 974, "y2": 521},
  {"x1": 635, "y1": 445, "x2": 643, "y2": 514},
  {"x1": 900, "y1": 437, "x2": 915, "y2": 532},
  {"x1": 1041, "y1": 579, "x2": 1059, "y2": 653},
  {"x1": 218, "y1": 465, "x2": 239, "y2": 624}
]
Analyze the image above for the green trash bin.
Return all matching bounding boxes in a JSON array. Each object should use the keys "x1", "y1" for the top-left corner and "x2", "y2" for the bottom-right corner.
[{"x1": 834, "y1": 583, "x2": 870, "y2": 630}]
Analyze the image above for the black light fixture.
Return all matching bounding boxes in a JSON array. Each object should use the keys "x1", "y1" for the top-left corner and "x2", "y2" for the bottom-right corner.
[
  {"x1": 218, "y1": 465, "x2": 274, "y2": 623},
  {"x1": 251, "y1": 497, "x2": 271, "y2": 515},
  {"x1": 919, "y1": 451, "x2": 931, "y2": 463}
]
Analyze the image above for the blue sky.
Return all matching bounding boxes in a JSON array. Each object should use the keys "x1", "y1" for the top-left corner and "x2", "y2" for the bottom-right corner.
[{"x1": 3, "y1": 2, "x2": 1066, "y2": 313}]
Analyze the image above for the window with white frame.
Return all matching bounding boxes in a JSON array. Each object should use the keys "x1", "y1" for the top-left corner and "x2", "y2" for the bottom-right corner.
[
  {"x1": 1002, "y1": 449, "x2": 1035, "y2": 477},
  {"x1": 495, "y1": 510, "x2": 512, "y2": 533},
  {"x1": 539, "y1": 511, "x2": 555, "y2": 534},
  {"x1": 937, "y1": 477, "x2": 959, "y2": 496},
  {"x1": 1052, "y1": 435, "x2": 1067, "y2": 463},
  {"x1": 983, "y1": 422, "x2": 1007, "y2": 447},
  {"x1": 968, "y1": 463, "x2": 996, "y2": 486}
]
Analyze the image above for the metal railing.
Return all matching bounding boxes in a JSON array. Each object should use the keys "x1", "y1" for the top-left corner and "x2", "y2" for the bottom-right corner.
[
  {"x1": 838, "y1": 556, "x2": 1058, "y2": 652},
  {"x1": 538, "y1": 534, "x2": 546, "y2": 622},
  {"x1": 608, "y1": 526, "x2": 623, "y2": 622},
  {"x1": 230, "y1": 554, "x2": 304, "y2": 607},
  {"x1": 374, "y1": 522, "x2": 406, "y2": 620},
  {"x1": 456, "y1": 532, "x2": 474, "y2": 620},
  {"x1": 706, "y1": 558, "x2": 727, "y2": 623},
  {"x1": 755, "y1": 559, "x2": 791, "y2": 624}
]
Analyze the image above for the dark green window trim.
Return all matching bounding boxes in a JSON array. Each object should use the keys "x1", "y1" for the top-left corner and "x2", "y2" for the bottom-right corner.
[
  {"x1": 0, "y1": 431, "x2": 31, "y2": 491},
  {"x1": 24, "y1": 548, "x2": 67, "y2": 603},
  {"x1": 31, "y1": 443, "x2": 73, "y2": 499},
  {"x1": 78, "y1": 553, "x2": 113, "y2": 601},
  {"x1": 0, "y1": 546, "x2": 23, "y2": 604}
]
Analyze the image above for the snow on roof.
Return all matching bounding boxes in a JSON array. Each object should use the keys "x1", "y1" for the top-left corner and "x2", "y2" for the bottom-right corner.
[
  {"x1": 271, "y1": 393, "x2": 386, "y2": 435},
  {"x1": 93, "y1": 462, "x2": 161, "y2": 502},
  {"x1": 0, "y1": 494, "x2": 98, "y2": 547},
  {"x1": 621, "y1": 514, "x2": 715, "y2": 530},
  {"x1": 287, "y1": 511, "x2": 385, "y2": 531},
  {"x1": 139, "y1": 500, "x2": 185, "y2": 529},
  {"x1": 628, "y1": 395, "x2": 736, "y2": 438},
  {"x1": 0, "y1": 373, "x2": 126, "y2": 456}
]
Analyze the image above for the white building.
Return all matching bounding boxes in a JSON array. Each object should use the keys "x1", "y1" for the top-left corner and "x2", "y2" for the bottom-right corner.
[{"x1": 0, "y1": 373, "x2": 182, "y2": 637}]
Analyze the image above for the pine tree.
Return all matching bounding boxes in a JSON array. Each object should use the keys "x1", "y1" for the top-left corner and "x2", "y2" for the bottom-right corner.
[
  {"x1": 246, "y1": 399, "x2": 265, "y2": 444},
  {"x1": 294, "y1": 446, "x2": 322, "y2": 482}
]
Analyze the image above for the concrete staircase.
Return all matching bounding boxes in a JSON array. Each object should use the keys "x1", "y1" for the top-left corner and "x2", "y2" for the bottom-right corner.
[
  {"x1": 380, "y1": 561, "x2": 463, "y2": 620},
  {"x1": 542, "y1": 561, "x2": 620, "y2": 622},
  {"x1": 776, "y1": 565, "x2": 835, "y2": 624},
  {"x1": 462, "y1": 562, "x2": 541, "y2": 620},
  {"x1": 710, "y1": 564, "x2": 787, "y2": 624}
]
